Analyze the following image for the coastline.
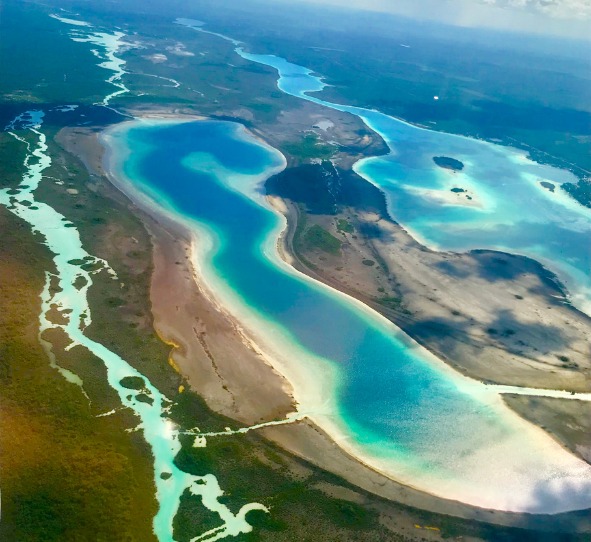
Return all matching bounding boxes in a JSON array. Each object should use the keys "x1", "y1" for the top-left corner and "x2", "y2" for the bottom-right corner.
[
  {"x1": 349, "y1": 121, "x2": 591, "y2": 319},
  {"x1": 233, "y1": 42, "x2": 591, "y2": 322},
  {"x1": 59, "y1": 118, "x2": 591, "y2": 524},
  {"x1": 8, "y1": 6, "x2": 589, "y2": 540}
]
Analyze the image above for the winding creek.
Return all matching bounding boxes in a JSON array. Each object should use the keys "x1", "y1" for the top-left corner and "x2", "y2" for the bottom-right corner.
[
  {"x1": 0, "y1": 16, "x2": 271, "y2": 542},
  {"x1": 2, "y1": 11, "x2": 591, "y2": 541},
  {"x1": 2, "y1": 111, "x2": 265, "y2": 542}
]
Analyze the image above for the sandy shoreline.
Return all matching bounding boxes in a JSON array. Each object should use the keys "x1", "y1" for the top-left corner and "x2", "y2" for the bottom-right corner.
[
  {"x1": 107, "y1": 120, "x2": 298, "y2": 425},
  {"x1": 57, "y1": 119, "x2": 591, "y2": 528},
  {"x1": 279, "y1": 196, "x2": 591, "y2": 393}
]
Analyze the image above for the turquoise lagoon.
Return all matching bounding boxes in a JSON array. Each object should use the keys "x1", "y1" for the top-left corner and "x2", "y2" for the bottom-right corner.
[
  {"x1": 2, "y1": 110, "x2": 266, "y2": 542},
  {"x1": 105, "y1": 119, "x2": 591, "y2": 514}
]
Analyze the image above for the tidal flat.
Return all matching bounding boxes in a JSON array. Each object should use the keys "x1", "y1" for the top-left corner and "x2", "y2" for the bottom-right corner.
[
  {"x1": 56, "y1": 117, "x2": 576, "y2": 542},
  {"x1": 51, "y1": 117, "x2": 588, "y2": 539},
  {"x1": 226, "y1": 39, "x2": 591, "y2": 318}
]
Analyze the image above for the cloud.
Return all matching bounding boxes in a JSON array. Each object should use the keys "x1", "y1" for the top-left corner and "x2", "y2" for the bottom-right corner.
[
  {"x1": 290, "y1": 0, "x2": 591, "y2": 39},
  {"x1": 297, "y1": 0, "x2": 591, "y2": 21},
  {"x1": 480, "y1": 0, "x2": 591, "y2": 19}
]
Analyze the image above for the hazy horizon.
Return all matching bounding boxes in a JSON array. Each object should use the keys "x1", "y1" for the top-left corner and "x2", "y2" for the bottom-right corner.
[{"x1": 284, "y1": 0, "x2": 591, "y2": 41}]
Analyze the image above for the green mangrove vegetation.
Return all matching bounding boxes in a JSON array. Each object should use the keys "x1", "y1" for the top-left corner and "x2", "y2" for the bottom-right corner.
[
  {"x1": 282, "y1": 134, "x2": 335, "y2": 161},
  {"x1": 562, "y1": 177, "x2": 591, "y2": 208},
  {"x1": 0, "y1": 208, "x2": 158, "y2": 542},
  {"x1": 302, "y1": 224, "x2": 342, "y2": 255}
]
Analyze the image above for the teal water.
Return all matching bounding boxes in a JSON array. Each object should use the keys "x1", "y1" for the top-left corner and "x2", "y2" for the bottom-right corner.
[
  {"x1": 106, "y1": 118, "x2": 591, "y2": 513},
  {"x1": 2, "y1": 110, "x2": 268, "y2": 542},
  {"x1": 230, "y1": 49, "x2": 591, "y2": 315}
]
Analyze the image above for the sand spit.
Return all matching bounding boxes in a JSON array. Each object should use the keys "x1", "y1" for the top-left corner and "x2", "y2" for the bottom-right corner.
[
  {"x1": 149, "y1": 220, "x2": 294, "y2": 425},
  {"x1": 310, "y1": 208, "x2": 591, "y2": 392}
]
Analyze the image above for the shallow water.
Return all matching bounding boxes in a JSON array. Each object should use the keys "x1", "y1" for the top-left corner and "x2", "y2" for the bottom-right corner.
[
  {"x1": 25, "y1": 13, "x2": 591, "y2": 525},
  {"x1": 1, "y1": 110, "x2": 266, "y2": 542},
  {"x1": 227, "y1": 48, "x2": 591, "y2": 316},
  {"x1": 105, "y1": 118, "x2": 591, "y2": 513}
]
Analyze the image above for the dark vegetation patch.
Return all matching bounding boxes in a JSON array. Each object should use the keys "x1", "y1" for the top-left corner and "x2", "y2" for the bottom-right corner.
[
  {"x1": 120, "y1": 375, "x2": 146, "y2": 390},
  {"x1": 0, "y1": 208, "x2": 158, "y2": 542},
  {"x1": 267, "y1": 163, "x2": 390, "y2": 218},
  {"x1": 562, "y1": 177, "x2": 591, "y2": 208},
  {"x1": 73, "y1": 275, "x2": 87, "y2": 290},
  {"x1": 173, "y1": 489, "x2": 221, "y2": 539},
  {"x1": 267, "y1": 162, "x2": 340, "y2": 214},
  {"x1": 302, "y1": 224, "x2": 342, "y2": 254},
  {"x1": 106, "y1": 296, "x2": 126, "y2": 308},
  {"x1": 136, "y1": 393, "x2": 154, "y2": 405},
  {"x1": 0, "y1": 134, "x2": 27, "y2": 189},
  {"x1": 433, "y1": 156, "x2": 464, "y2": 171}
]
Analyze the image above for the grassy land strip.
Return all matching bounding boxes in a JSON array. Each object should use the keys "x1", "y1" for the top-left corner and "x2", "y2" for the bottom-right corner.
[{"x1": 302, "y1": 224, "x2": 342, "y2": 255}]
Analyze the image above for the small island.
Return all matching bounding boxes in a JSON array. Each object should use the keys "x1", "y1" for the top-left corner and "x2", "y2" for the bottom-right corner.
[
  {"x1": 540, "y1": 181, "x2": 556, "y2": 193},
  {"x1": 433, "y1": 156, "x2": 464, "y2": 172}
]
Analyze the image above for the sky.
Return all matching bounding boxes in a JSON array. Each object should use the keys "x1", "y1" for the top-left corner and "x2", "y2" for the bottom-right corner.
[{"x1": 291, "y1": 0, "x2": 591, "y2": 40}]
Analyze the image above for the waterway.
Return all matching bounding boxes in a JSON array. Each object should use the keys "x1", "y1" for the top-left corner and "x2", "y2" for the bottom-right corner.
[
  {"x1": 7, "y1": 14, "x2": 588, "y2": 539},
  {"x1": 0, "y1": 14, "x2": 271, "y2": 542},
  {"x1": 178, "y1": 18, "x2": 591, "y2": 317}
]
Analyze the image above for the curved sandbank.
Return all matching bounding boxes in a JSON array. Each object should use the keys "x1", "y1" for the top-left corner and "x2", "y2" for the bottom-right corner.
[{"x1": 103, "y1": 117, "x2": 591, "y2": 514}]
